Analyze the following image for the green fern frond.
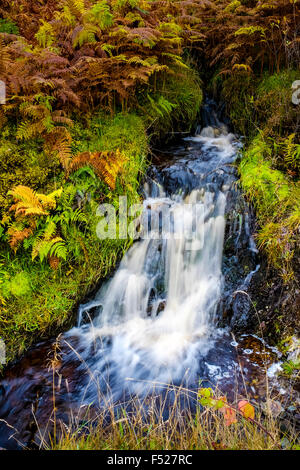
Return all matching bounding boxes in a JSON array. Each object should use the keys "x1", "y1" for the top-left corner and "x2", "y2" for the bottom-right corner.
[
  {"x1": 73, "y1": 24, "x2": 99, "y2": 48},
  {"x1": 86, "y1": 1, "x2": 114, "y2": 30},
  {"x1": 35, "y1": 21, "x2": 56, "y2": 49},
  {"x1": 32, "y1": 236, "x2": 67, "y2": 262}
]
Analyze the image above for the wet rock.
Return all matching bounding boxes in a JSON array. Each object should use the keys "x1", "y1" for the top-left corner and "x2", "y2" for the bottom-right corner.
[
  {"x1": 280, "y1": 437, "x2": 291, "y2": 449},
  {"x1": 156, "y1": 300, "x2": 166, "y2": 315}
]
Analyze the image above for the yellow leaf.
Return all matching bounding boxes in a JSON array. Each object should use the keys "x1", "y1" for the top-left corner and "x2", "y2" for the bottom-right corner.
[{"x1": 238, "y1": 400, "x2": 255, "y2": 420}]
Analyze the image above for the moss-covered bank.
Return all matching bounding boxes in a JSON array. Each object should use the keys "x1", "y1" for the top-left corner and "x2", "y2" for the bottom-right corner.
[{"x1": 211, "y1": 69, "x2": 300, "y2": 340}]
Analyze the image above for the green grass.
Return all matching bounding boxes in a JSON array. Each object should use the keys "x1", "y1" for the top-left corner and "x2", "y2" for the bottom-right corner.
[
  {"x1": 220, "y1": 69, "x2": 300, "y2": 138},
  {"x1": 281, "y1": 360, "x2": 300, "y2": 378},
  {"x1": 48, "y1": 387, "x2": 297, "y2": 451}
]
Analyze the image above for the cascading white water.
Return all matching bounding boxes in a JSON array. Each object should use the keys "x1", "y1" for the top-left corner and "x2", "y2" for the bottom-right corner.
[{"x1": 68, "y1": 125, "x2": 240, "y2": 398}]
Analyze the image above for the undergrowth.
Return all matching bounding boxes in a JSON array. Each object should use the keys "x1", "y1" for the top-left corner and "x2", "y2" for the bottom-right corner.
[
  {"x1": 216, "y1": 69, "x2": 300, "y2": 283},
  {"x1": 48, "y1": 386, "x2": 298, "y2": 451},
  {"x1": 240, "y1": 134, "x2": 300, "y2": 283}
]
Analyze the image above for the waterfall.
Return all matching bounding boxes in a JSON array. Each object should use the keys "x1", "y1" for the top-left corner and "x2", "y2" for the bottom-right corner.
[{"x1": 67, "y1": 124, "x2": 240, "y2": 398}]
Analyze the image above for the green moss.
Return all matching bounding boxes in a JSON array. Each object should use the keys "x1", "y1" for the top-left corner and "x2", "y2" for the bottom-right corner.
[
  {"x1": 221, "y1": 73, "x2": 256, "y2": 136},
  {"x1": 2, "y1": 271, "x2": 32, "y2": 298},
  {"x1": 0, "y1": 18, "x2": 19, "y2": 35},
  {"x1": 239, "y1": 134, "x2": 300, "y2": 282}
]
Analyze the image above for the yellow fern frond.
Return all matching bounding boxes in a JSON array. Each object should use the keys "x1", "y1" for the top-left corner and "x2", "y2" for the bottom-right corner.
[
  {"x1": 8, "y1": 186, "x2": 47, "y2": 217},
  {"x1": 48, "y1": 128, "x2": 73, "y2": 169},
  {"x1": 8, "y1": 185, "x2": 62, "y2": 218},
  {"x1": 232, "y1": 63, "x2": 252, "y2": 73},
  {"x1": 69, "y1": 149, "x2": 128, "y2": 189},
  {"x1": 37, "y1": 188, "x2": 62, "y2": 210},
  {"x1": 65, "y1": 0, "x2": 85, "y2": 18},
  {"x1": 35, "y1": 20, "x2": 56, "y2": 49}
]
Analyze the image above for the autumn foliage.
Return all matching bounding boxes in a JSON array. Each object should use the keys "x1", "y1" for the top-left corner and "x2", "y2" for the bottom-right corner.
[
  {"x1": 0, "y1": 0, "x2": 298, "y2": 174},
  {"x1": 69, "y1": 149, "x2": 128, "y2": 189}
]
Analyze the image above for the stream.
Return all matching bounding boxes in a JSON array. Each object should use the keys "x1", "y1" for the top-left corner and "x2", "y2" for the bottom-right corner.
[{"x1": 0, "y1": 103, "x2": 289, "y2": 449}]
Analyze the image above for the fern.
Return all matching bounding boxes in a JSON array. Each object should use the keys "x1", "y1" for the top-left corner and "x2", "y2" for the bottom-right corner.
[
  {"x1": 35, "y1": 21, "x2": 55, "y2": 49},
  {"x1": 41, "y1": 219, "x2": 58, "y2": 240},
  {"x1": 8, "y1": 186, "x2": 49, "y2": 218},
  {"x1": 224, "y1": 1, "x2": 241, "y2": 14},
  {"x1": 65, "y1": 0, "x2": 85, "y2": 18},
  {"x1": 87, "y1": 1, "x2": 114, "y2": 30},
  {"x1": 48, "y1": 127, "x2": 73, "y2": 169},
  {"x1": 57, "y1": 208, "x2": 87, "y2": 227},
  {"x1": 7, "y1": 224, "x2": 33, "y2": 251},
  {"x1": 147, "y1": 94, "x2": 176, "y2": 118},
  {"x1": 8, "y1": 186, "x2": 62, "y2": 218},
  {"x1": 32, "y1": 236, "x2": 67, "y2": 262},
  {"x1": 69, "y1": 149, "x2": 128, "y2": 189},
  {"x1": 277, "y1": 134, "x2": 300, "y2": 172},
  {"x1": 73, "y1": 24, "x2": 99, "y2": 48},
  {"x1": 232, "y1": 64, "x2": 252, "y2": 73},
  {"x1": 234, "y1": 26, "x2": 266, "y2": 37}
]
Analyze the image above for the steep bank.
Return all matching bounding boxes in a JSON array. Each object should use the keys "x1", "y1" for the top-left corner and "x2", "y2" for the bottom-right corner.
[{"x1": 207, "y1": 69, "x2": 299, "y2": 363}]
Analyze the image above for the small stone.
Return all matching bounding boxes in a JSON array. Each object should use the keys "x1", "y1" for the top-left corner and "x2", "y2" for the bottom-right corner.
[
  {"x1": 281, "y1": 437, "x2": 290, "y2": 449},
  {"x1": 261, "y1": 400, "x2": 284, "y2": 418}
]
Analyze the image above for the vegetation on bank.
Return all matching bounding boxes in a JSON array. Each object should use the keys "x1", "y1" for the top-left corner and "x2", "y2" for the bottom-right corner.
[
  {"x1": 50, "y1": 386, "x2": 298, "y2": 451},
  {"x1": 0, "y1": 112, "x2": 149, "y2": 363},
  {"x1": 203, "y1": 0, "x2": 300, "y2": 285},
  {"x1": 54, "y1": 410, "x2": 286, "y2": 451},
  {"x1": 218, "y1": 69, "x2": 300, "y2": 283}
]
